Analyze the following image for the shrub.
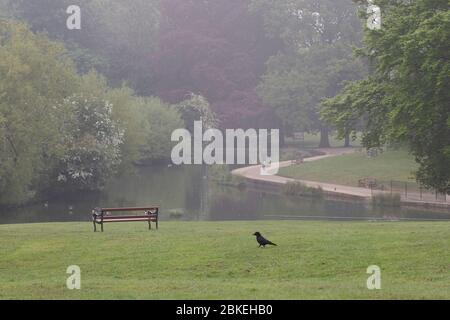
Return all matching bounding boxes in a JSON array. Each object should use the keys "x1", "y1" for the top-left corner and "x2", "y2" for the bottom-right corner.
[
  {"x1": 282, "y1": 181, "x2": 323, "y2": 198},
  {"x1": 372, "y1": 193, "x2": 401, "y2": 207},
  {"x1": 209, "y1": 165, "x2": 247, "y2": 190},
  {"x1": 51, "y1": 94, "x2": 124, "y2": 192}
]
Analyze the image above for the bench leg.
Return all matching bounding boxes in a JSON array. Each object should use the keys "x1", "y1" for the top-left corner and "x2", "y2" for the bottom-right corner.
[
  {"x1": 148, "y1": 220, "x2": 151, "y2": 230},
  {"x1": 156, "y1": 219, "x2": 158, "y2": 230},
  {"x1": 101, "y1": 222, "x2": 104, "y2": 232},
  {"x1": 93, "y1": 221, "x2": 97, "y2": 232}
]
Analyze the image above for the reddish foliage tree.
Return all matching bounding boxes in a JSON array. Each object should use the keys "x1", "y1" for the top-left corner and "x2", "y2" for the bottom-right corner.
[{"x1": 149, "y1": 0, "x2": 281, "y2": 129}]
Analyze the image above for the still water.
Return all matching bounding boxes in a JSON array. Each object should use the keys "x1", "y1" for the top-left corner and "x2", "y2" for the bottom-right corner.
[{"x1": 1, "y1": 166, "x2": 449, "y2": 224}]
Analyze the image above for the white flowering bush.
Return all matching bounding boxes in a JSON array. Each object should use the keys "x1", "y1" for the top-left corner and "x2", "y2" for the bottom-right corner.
[{"x1": 54, "y1": 94, "x2": 124, "y2": 191}]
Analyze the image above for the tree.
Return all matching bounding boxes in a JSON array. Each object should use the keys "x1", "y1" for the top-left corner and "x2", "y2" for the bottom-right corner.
[
  {"x1": 87, "y1": 0, "x2": 160, "y2": 91},
  {"x1": 150, "y1": 0, "x2": 281, "y2": 129},
  {"x1": 251, "y1": 0, "x2": 365, "y2": 147},
  {"x1": 258, "y1": 43, "x2": 366, "y2": 147},
  {"x1": 50, "y1": 93, "x2": 124, "y2": 192},
  {"x1": 136, "y1": 97, "x2": 184, "y2": 164},
  {"x1": 0, "y1": 21, "x2": 182, "y2": 206},
  {"x1": 9, "y1": 0, "x2": 160, "y2": 89},
  {"x1": 0, "y1": 20, "x2": 78, "y2": 205},
  {"x1": 322, "y1": 0, "x2": 450, "y2": 192},
  {"x1": 0, "y1": 0, "x2": 11, "y2": 18},
  {"x1": 70, "y1": 71, "x2": 184, "y2": 167},
  {"x1": 176, "y1": 94, "x2": 218, "y2": 131},
  {"x1": 250, "y1": 0, "x2": 363, "y2": 47}
]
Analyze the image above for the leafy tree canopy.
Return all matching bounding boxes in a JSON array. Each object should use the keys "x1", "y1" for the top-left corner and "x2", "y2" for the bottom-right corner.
[
  {"x1": 0, "y1": 20, "x2": 183, "y2": 206},
  {"x1": 8, "y1": 0, "x2": 160, "y2": 90},
  {"x1": 150, "y1": 0, "x2": 281, "y2": 129},
  {"x1": 253, "y1": 0, "x2": 366, "y2": 146},
  {"x1": 322, "y1": 0, "x2": 450, "y2": 192}
]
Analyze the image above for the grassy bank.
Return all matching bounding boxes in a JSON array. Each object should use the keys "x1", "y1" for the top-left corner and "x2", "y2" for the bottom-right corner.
[
  {"x1": 284, "y1": 133, "x2": 362, "y2": 149},
  {"x1": 0, "y1": 221, "x2": 449, "y2": 299},
  {"x1": 279, "y1": 150, "x2": 418, "y2": 186}
]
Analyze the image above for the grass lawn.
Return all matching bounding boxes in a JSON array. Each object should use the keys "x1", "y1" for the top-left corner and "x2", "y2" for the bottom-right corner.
[
  {"x1": 0, "y1": 221, "x2": 449, "y2": 299},
  {"x1": 279, "y1": 150, "x2": 418, "y2": 186},
  {"x1": 285, "y1": 133, "x2": 362, "y2": 149}
]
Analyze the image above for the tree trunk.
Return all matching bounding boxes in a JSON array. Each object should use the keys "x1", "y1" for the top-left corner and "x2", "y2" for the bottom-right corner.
[
  {"x1": 279, "y1": 124, "x2": 285, "y2": 148},
  {"x1": 344, "y1": 131, "x2": 351, "y2": 147},
  {"x1": 319, "y1": 127, "x2": 330, "y2": 148}
]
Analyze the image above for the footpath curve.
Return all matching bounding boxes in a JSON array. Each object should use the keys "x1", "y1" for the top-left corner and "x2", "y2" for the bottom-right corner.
[
  {"x1": 232, "y1": 148, "x2": 450, "y2": 209},
  {"x1": 231, "y1": 148, "x2": 373, "y2": 200}
]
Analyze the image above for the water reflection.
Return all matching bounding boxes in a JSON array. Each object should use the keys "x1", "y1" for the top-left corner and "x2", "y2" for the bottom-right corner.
[{"x1": 0, "y1": 165, "x2": 449, "y2": 224}]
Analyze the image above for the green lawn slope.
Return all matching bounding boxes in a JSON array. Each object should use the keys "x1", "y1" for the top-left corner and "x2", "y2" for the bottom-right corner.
[
  {"x1": 280, "y1": 150, "x2": 418, "y2": 186},
  {"x1": 0, "y1": 221, "x2": 448, "y2": 299}
]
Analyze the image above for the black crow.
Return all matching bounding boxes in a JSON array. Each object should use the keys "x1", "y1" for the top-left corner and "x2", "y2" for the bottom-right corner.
[{"x1": 253, "y1": 232, "x2": 277, "y2": 248}]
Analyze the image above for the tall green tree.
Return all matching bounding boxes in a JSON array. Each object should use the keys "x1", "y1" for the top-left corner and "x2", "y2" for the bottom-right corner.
[
  {"x1": 49, "y1": 93, "x2": 124, "y2": 193},
  {"x1": 63, "y1": 71, "x2": 184, "y2": 168},
  {"x1": 252, "y1": 0, "x2": 365, "y2": 147},
  {"x1": 138, "y1": 97, "x2": 184, "y2": 163},
  {"x1": 0, "y1": 20, "x2": 78, "y2": 205},
  {"x1": 258, "y1": 43, "x2": 366, "y2": 146},
  {"x1": 322, "y1": 0, "x2": 450, "y2": 192},
  {"x1": 251, "y1": 0, "x2": 363, "y2": 47}
]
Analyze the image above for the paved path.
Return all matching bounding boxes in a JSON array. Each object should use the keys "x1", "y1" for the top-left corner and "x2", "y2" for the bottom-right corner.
[
  {"x1": 231, "y1": 148, "x2": 375, "y2": 199},
  {"x1": 232, "y1": 148, "x2": 449, "y2": 208}
]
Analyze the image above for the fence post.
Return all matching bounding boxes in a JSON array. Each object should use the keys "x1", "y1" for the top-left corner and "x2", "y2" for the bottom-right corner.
[
  {"x1": 390, "y1": 180, "x2": 393, "y2": 195},
  {"x1": 405, "y1": 182, "x2": 408, "y2": 199}
]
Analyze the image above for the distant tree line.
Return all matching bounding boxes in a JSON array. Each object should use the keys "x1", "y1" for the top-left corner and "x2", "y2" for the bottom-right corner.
[
  {"x1": 0, "y1": 20, "x2": 183, "y2": 206},
  {"x1": 1, "y1": 0, "x2": 448, "y2": 204},
  {"x1": 3, "y1": 0, "x2": 366, "y2": 143}
]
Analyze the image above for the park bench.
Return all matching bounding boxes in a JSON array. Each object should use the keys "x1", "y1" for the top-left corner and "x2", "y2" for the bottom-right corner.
[
  {"x1": 92, "y1": 206, "x2": 159, "y2": 232},
  {"x1": 294, "y1": 156, "x2": 304, "y2": 165},
  {"x1": 291, "y1": 152, "x2": 305, "y2": 165},
  {"x1": 358, "y1": 178, "x2": 378, "y2": 189}
]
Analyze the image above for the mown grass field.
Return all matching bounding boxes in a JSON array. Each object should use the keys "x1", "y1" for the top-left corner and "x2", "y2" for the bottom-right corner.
[
  {"x1": 0, "y1": 221, "x2": 449, "y2": 299},
  {"x1": 279, "y1": 150, "x2": 418, "y2": 186},
  {"x1": 284, "y1": 133, "x2": 362, "y2": 149}
]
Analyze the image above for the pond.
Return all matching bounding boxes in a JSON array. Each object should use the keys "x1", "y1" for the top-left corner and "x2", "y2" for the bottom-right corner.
[{"x1": 1, "y1": 165, "x2": 449, "y2": 224}]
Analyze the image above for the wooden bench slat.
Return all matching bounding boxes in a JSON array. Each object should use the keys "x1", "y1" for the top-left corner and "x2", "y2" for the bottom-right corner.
[
  {"x1": 102, "y1": 218, "x2": 154, "y2": 223},
  {"x1": 100, "y1": 207, "x2": 159, "y2": 212},
  {"x1": 97, "y1": 217, "x2": 157, "y2": 221},
  {"x1": 99, "y1": 215, "x2": 157, "y2": 220},
  {"x1": 95, "y1": 218, "x2": 157, "y2": 222}
]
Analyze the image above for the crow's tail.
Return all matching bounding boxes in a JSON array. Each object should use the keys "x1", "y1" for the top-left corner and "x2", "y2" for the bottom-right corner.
[{"x1": 269, "y1": 242, "x2": 277, "y2": 246}]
